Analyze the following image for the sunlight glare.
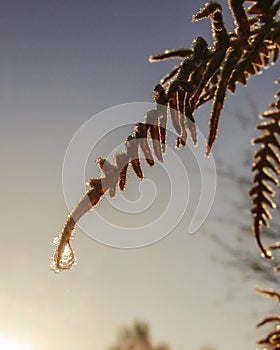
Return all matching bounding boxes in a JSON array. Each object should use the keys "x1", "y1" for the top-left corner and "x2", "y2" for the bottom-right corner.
[{"x1": 0, "y1": 334, "x2": 36, "y2": 350}]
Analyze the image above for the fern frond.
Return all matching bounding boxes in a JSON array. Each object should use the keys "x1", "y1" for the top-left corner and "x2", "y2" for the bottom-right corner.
[
  {"x1": 52, "y1": 1, "x2": 280, "y2": 271},
  {"x1": 256, "y1": 287, "x2": 280, "y2": 349},
  {"x1": 154, "y1": 0, "x2": 280, "y2": 154},
  {"x1": 250, "y1": 80, "x2": 280, "y2": 259},
  {"x1": 51, "y1": 117, "x2": 162, "y2": 271}
]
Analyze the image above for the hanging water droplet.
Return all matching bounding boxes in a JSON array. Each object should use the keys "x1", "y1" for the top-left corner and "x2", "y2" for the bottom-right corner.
[
  {"x1": 50, "y1": 242, "x2": 75, "y2": 272},
  {"x1": 59, "y1": 243, "x2": 75, "y2": 269}
]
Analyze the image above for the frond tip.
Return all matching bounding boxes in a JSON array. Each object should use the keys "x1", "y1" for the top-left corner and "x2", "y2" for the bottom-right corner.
[
  {"x1": 51, "y1": 180, "x2": 106, "y2": 272},
  {"x1": 51, "y1": 237, "x2": 75, "y2": 272},
  {"x1": 250, "y1": 79, "x2": 280, "y2": 260}
]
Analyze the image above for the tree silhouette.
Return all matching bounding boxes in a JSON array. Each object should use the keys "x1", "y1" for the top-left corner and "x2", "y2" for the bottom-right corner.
[{"x1": 108, "y1": 322, "x2": 170, "y2": 350}]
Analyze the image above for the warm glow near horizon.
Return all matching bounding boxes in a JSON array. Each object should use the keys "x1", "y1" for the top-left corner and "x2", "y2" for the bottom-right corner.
[{"x1": 0, "y1": 334, "x2": 36, "y2": 350}]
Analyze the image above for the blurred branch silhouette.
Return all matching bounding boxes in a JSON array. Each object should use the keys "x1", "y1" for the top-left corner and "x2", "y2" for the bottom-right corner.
[
  {"x1": 108, "y1": 321, "x2": 220, "y2": 350},
  {"x1": 108, "y1": 322, "x2": 170, "y2": 350}
]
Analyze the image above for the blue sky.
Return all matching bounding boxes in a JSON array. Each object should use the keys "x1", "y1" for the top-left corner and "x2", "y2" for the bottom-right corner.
[{"x1": 1, "y1": 1, "x2": 279, "y2": 349}]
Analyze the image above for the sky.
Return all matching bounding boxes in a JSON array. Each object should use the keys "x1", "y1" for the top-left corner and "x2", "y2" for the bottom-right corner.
[{"x1": 1, "y1": 1, "x2": 280, "y2": 349}]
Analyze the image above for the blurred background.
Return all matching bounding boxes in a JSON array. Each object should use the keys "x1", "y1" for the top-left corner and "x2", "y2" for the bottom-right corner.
[{"x1": 1, "y1": 0, "x2": 280, "y2": 349}]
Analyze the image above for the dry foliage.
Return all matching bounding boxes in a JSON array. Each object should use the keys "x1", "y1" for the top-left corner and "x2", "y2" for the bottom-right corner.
[
  {"x1": 256, "y1": 288, "x2": 280, "y2": 349},
  {"x1": 51, "y1": 2, "x2": 280, "y2": 348},
  {"x1": 250, "y1": 80, "x2": 280, "y2": 261},
  {"x1": 51, "y1": 0, "x2": 280, "y2": 272}
]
